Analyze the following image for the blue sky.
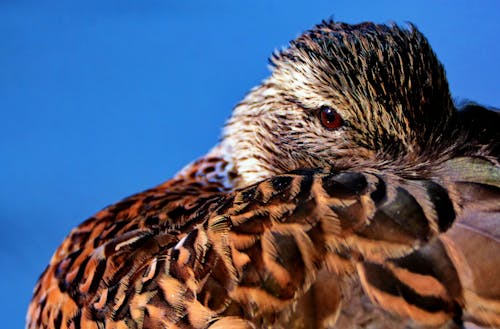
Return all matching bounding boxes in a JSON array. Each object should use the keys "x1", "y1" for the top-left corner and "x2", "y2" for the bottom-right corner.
[{"x1": 1, "y1": 1, "x2": 499, "y2": 327}]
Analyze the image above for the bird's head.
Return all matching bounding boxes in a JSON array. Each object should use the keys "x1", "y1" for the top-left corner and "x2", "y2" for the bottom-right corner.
[{"x1": 222, "y1": 21, "x2": 457, "y2": 187}]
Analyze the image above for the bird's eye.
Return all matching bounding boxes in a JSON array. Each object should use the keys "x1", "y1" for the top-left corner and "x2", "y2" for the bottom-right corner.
[{"x1": 319, "y1": 106, "x2": 343, "y2": 130}]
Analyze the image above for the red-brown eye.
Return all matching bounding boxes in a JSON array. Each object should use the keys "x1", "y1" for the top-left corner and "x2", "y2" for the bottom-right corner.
[{"x1": 319, "y1": 106, "x2": 343, "y2": 130}]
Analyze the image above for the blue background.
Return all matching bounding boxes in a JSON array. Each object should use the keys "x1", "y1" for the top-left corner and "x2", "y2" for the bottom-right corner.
[{"x1": 1, "y1": 1, "x2": 499, "y2": 327}]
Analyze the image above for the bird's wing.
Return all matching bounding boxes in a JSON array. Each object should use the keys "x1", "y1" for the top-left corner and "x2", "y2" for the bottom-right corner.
[
  {"x1": 357, "y1": 156, "x2": 500, "y2": 328},
  {"x1": 27, "y1": 168, "x2": 458, "y2": 329}
]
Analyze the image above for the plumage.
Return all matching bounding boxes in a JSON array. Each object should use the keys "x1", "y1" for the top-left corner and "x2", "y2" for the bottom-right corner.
[{"x1": 27, "y1": 21, "x2": 499, "y2": 329}]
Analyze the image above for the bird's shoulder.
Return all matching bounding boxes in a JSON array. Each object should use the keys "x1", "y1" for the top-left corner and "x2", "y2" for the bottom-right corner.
[{"x1": 27, "y1": 148, "x2": 234, "y2": 329}]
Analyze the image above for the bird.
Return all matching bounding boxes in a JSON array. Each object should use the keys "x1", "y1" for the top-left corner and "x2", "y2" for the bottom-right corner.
[{"x1": 26, "y1": 21, "x2": 499, "y2": 329}]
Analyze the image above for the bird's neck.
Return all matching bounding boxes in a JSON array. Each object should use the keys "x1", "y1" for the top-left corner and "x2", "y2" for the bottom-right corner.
[{"x1": 172, "y1": 144, "x2": 239, "y2": 192}]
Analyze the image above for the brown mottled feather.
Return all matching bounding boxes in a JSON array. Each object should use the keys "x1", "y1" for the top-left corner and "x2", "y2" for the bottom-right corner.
[
  {"x1": 28, "y1": 157, "x2": 467, "y2": 329},
  {"x1": 27, "y1": 21, "x2": 499, "y2": 329}
]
